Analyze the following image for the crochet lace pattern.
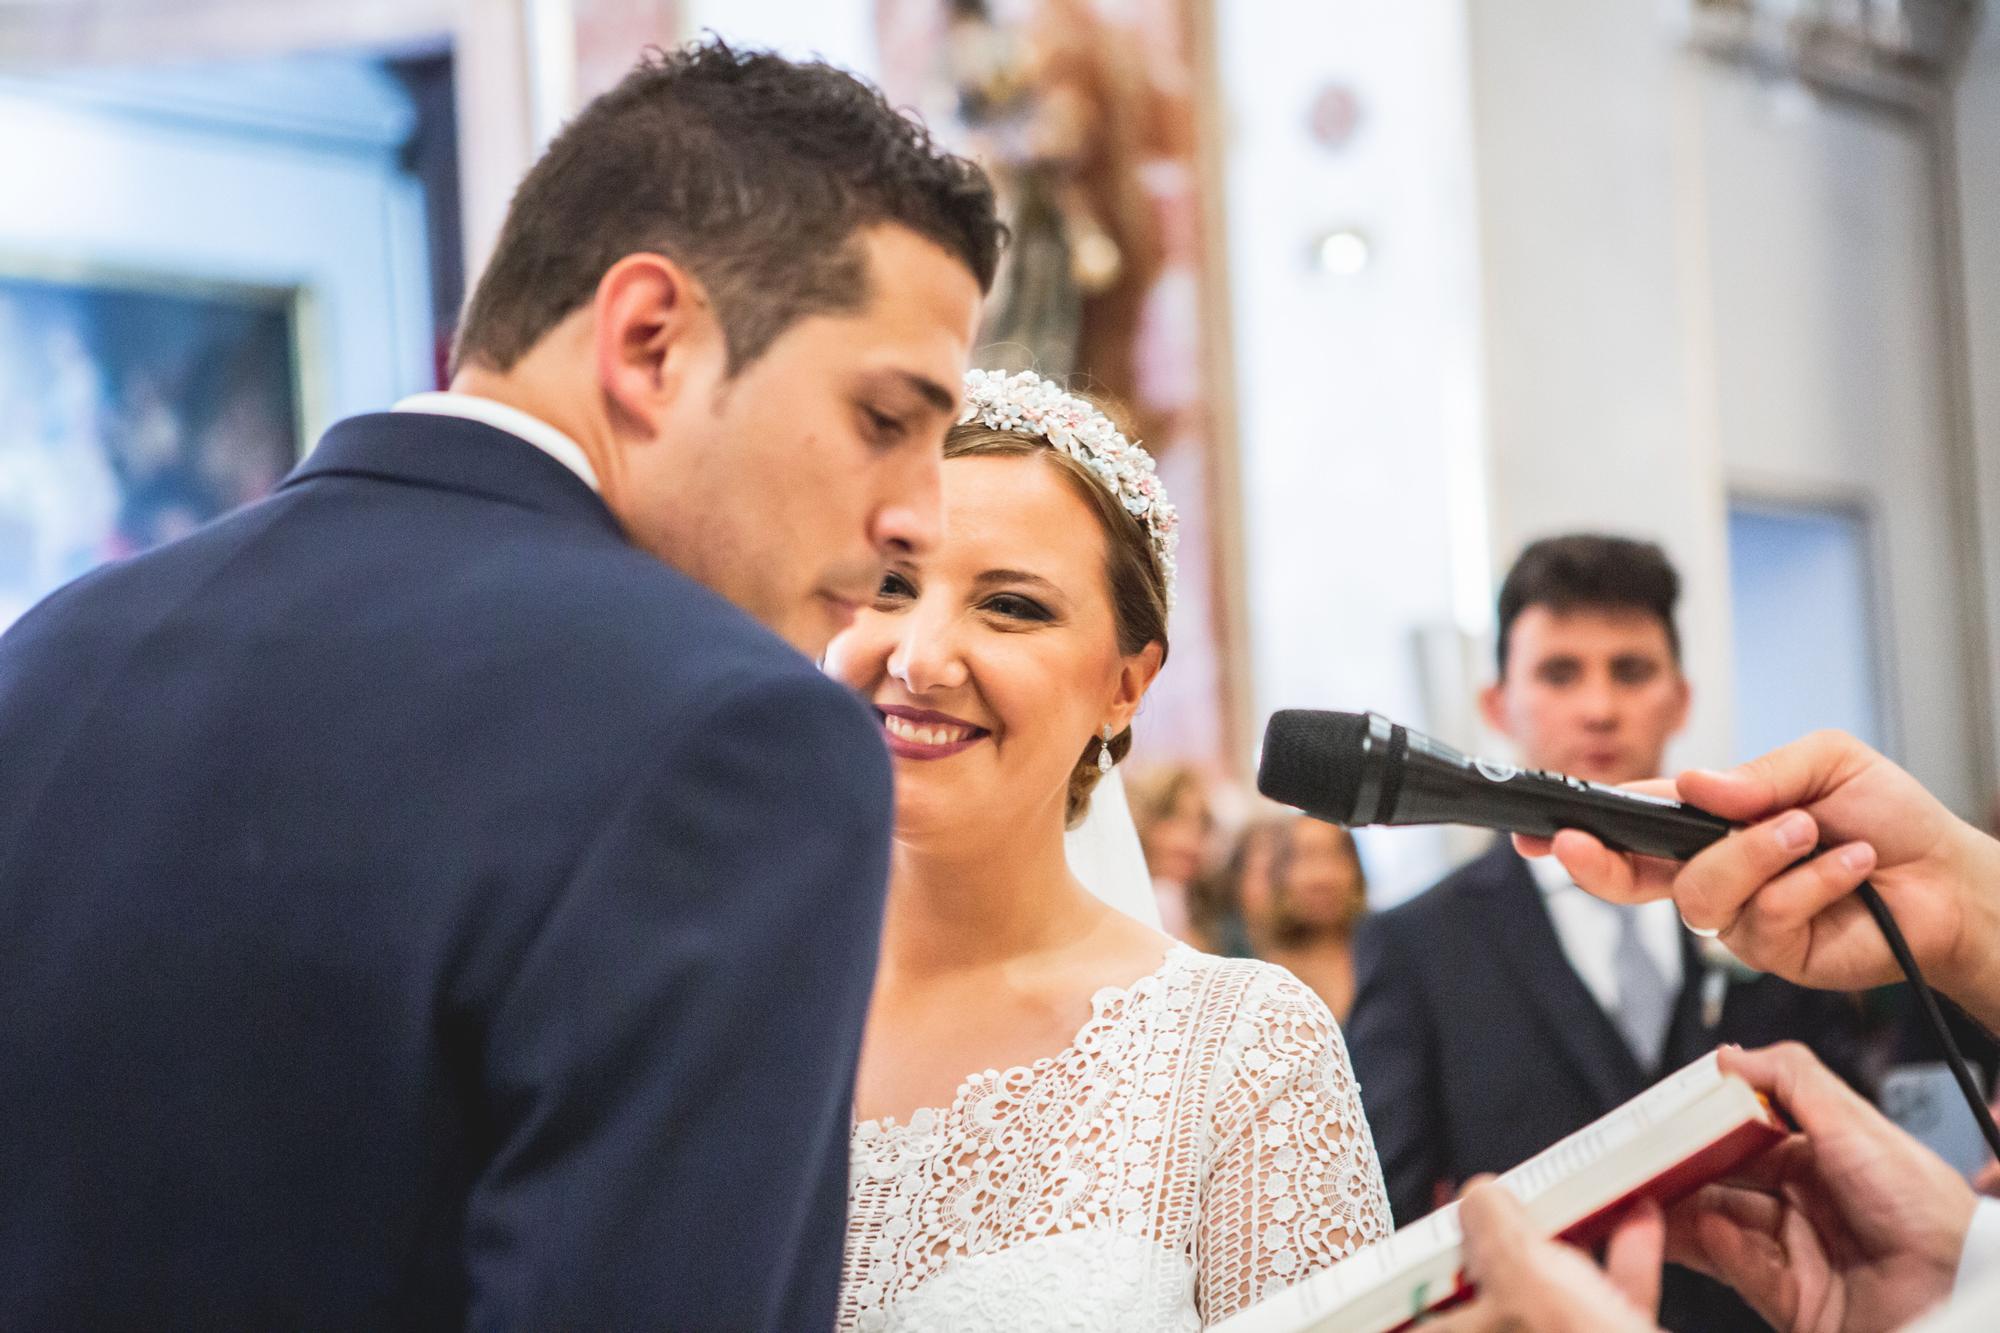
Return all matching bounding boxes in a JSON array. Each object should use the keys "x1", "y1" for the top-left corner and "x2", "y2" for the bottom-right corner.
[{"x1": 840, "y1": 947, "x2": 1390, "y2": 1330}]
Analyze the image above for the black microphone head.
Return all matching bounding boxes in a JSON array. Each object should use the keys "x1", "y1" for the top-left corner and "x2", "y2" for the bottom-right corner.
[{"x1": 1258, "y1": 709, "x2": 1370, "y2": 824}]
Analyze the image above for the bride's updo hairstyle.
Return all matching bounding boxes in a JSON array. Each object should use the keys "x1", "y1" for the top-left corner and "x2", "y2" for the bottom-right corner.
[{"x1": 946, "y1": 371, "x2": 1177, "y2": 828}]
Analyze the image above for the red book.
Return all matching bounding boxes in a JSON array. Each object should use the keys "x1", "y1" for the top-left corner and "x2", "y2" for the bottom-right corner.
[{"x1": 1211, "y1": 1052, "x2": 1787, "y2": 1333}]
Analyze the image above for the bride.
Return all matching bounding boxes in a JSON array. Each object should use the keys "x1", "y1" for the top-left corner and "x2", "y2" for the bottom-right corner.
[{"x1": 823, "y1": 369, "x2": 1390, "y2": 1330}]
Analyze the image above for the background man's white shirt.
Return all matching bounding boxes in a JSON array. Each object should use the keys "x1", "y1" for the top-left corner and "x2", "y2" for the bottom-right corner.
[{"x1": 1527, "y1": 851, "x2": 1684, "y2": 1018}]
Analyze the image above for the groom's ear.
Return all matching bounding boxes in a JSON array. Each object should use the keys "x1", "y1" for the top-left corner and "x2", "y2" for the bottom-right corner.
[
  {"x1": 593, "y1": 252, "x2": 720, "y2": 438},
  {"x1": 1107, "y1": 641, "x2": 1164, "y2": 734}
]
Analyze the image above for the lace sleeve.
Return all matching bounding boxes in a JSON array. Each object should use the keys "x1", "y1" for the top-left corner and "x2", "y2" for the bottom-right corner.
[{"x1": 1195, "y1": 966, "x2": 1392, "y2": 1325}]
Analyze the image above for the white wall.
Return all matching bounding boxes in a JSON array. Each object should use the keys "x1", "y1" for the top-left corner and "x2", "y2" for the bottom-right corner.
[
  {"x1": 1694, "y1": 61, "x2": 1985, "y2": 813},
  {"x1": 1959, "y1": 13, "x2": 2000, "y2": 791},
  {"x1": 1459, "y1": 0, "x2": 1994, "y2": 820},
  {"x1": 1216, "y1": 0, "x2": 1488, "y2": 899},
  {"x1": 1465, "y1": 0, "x2": 1736, "y2": 776},
  {"x1": 0, "y1": 57, "x2": 435, "y2": 437}
]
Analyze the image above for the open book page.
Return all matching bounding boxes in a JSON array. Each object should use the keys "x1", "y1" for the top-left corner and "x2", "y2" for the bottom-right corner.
[{"x1": 1210, "y1": 1052, "x2": 1784, "y2": 1333}]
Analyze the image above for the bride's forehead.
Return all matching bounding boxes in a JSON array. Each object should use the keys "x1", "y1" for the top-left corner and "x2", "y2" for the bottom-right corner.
[
  {"x1": 939, "y1": 458, "x2": 1107, "y2": 559},
  {"x1": 944, "y1": 451, "x2": 1094, "y2": 514}
]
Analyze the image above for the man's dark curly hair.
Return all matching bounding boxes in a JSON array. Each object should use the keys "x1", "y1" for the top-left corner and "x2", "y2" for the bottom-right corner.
[
  {"x1": 453, "y1": 38, "x2": 1004, "y2": 377},
  {"x1": 1496, "y1": 533, "x2": 1683, "y2": 677}
]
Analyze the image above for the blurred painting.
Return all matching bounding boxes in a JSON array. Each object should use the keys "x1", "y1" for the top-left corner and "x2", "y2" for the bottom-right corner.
[
  {"x1": 0, "y1": 269, "x2": 301, "y2": 631},
  {"x1": 876, "y1": 0, "x2": 1240, "y2": 774}
]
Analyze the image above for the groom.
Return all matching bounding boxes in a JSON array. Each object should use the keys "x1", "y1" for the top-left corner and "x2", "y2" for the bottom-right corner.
[{"x1": 0, "y1": 42, "x2": 998, "y2": 1330}]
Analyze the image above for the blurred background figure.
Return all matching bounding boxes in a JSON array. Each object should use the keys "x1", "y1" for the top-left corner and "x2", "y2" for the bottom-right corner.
[
  {"x1": 1125, "y1": 762, "x2": 1216, "y2": 943},
  {"x1": 1182, "y1": 810, "x2": 1367, "y2": 1018},
  {"x1": 1252, "y1": 816, "x2": 1369, "y2": 1022},
  {"x1": 1187, "y1": 812, "x2": 1280, "y2": 957}
]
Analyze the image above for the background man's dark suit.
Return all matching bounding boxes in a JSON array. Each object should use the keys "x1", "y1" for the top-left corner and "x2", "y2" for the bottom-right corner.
[
  {"x1": 0, "y1": 413, "x2": 892, "y2": 1329},
  {"x1": 1347, "y1": 838, "x2": 1869, "y2": 1332}
]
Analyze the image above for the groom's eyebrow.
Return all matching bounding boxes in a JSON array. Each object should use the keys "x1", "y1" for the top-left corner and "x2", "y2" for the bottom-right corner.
[
  {"x1": 860, "y1": 368, "x2": 957, "y2": 416},
  {"x1": 893, "y1": 370, "x2": 957, "y2": 415}
]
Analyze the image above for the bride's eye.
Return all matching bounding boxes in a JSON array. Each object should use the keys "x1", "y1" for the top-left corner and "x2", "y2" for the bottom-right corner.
[
  {"x1": 983, "y1": 592, "x2": 1053, "y2": 623},
  {"x1": 876, "y1": 570, "x2": 915, "y2": 603}
]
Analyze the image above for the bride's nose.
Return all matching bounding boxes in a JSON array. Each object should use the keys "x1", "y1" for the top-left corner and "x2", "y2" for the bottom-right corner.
[{"x1": 886, "y1": 602, "x2": 969, "y2": 695}]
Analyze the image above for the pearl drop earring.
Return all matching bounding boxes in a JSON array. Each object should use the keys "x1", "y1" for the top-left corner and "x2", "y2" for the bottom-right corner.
[{"x1": 1098, "y1": 723, "x2": 1116, "y2": 774}]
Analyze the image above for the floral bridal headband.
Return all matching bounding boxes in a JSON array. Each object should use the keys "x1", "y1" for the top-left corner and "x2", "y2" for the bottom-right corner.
[{"x1": 956, "y1": 368, "x2": 1180, "y2": 608}]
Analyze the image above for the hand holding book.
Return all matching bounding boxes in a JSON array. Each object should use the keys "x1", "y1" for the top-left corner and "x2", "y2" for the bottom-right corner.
[
  {"x1": 1428, "y1": 1042, "x2": 1980, "y2": 1333},
  {"x1": 1665, "y1": 1043, "x2": 1976, "y2": 1333},
  {"x1": 1423, "y1": 1184, "x2": 1663, "y2": 1333}
]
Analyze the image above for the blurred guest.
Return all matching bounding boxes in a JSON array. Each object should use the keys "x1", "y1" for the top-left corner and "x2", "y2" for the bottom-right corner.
[
  {"x1": 1126, "y1": 763, "x2": 1214, "y2": 942},
  {"x1": 1188, "y1": 813, "x2": 1283, "y2": 956},
  {"x1": 1345, "y1": 533, "x2": 1867, "y2": 1333},
  {"x1": 1249, "y1": 817, "x2": 1368, "y2": 1022}
]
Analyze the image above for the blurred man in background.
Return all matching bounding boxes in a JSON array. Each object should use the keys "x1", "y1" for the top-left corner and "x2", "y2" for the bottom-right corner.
[{"x1": 1346, "y1": 533, "x2": 1866, "y2": 1332}]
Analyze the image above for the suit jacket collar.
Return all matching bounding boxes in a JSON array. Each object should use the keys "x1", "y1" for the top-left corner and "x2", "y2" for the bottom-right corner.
[
  {"x1": 1468, "y1": 839, "x2": 1653, "y2": 1108},
  {"x1": 283, "y1": 412, "x2": 625, "y2": 542}
]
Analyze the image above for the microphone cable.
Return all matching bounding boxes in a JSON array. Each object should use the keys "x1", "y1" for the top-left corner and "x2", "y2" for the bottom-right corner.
[{"x1": 1855, "y1": 880, "x2": 2000, "y2": 1159}]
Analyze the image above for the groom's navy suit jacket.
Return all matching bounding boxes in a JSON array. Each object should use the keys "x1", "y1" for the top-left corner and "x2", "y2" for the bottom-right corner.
[{"x1": 0, "y1": 412, "x2": 894, "y2": 1330}]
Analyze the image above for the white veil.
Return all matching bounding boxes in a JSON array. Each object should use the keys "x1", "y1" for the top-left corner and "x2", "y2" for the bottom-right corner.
[{"x1": 1064, "y1": 767, "x2": 1163, "y2": 929}]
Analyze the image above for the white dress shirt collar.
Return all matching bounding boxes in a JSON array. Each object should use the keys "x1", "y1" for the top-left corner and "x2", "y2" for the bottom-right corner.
[
  {"x1": 1525, "y1": 846, "x2": 1579, "y2": 898},
  {"x1": 393, "y1": 391, "x2": 600, "y2": 493},
  {"x1": 1526, "y1": 844, "x2": 1686, "y2": 1015}
]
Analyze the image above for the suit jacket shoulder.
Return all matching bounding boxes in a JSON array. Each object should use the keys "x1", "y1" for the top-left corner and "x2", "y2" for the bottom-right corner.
[
  {"x1": 1365, "y1": 840, "x2": 1523, "y2": 946},
  {"x1": 0, "y1": 411, "x2": 895, "y2": 1330}
]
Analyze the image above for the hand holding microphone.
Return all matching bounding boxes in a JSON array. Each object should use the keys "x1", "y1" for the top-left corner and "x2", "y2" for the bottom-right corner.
[
  {"x1": 1257, "y1": 712, "x2": 2000, "y2": 1036},
  {"x1": 1258, "y1": 711, "x2": 2000, "y2": 1333},
  {"x1": 1258, "y1": 710, "x2": 2000, "y2": 1158},
  {"x1": 1528, "y1": 730, "x2": 2000, "y2": 1036}
]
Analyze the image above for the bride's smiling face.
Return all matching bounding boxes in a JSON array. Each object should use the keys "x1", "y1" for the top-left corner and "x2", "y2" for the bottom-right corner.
[{"x1": 824, "y1": 451, "x2": 1159, "y2": 840}]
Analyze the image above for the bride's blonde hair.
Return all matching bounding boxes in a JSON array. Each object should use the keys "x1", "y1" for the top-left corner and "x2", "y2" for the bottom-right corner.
[{"x1": 941, "y1": 415, "x2": 1171, "y2": 829}]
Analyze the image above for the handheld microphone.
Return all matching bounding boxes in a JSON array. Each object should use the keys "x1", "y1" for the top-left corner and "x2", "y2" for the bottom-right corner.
[
  {"x1": 1257, "y1": 709, "x2": 1734, "y2": 858},
  {"x1": 1259, "y1": 708, "x2": 2000, "y2": 1161}
]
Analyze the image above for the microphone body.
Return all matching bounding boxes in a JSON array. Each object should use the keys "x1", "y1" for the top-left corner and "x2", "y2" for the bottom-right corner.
[{"x1": 1259, "y1": 710, "x2": 1735, "y2": 860}]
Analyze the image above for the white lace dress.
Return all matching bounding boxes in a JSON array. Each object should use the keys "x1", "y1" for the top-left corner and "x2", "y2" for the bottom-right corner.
[{"x1": 840, "y1": 945, "x2": 1391, "y2": 1330}]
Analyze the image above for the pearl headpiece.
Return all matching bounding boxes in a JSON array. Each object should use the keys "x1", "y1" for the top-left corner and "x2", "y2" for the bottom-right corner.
[{"x1": 957, "y1": 368, "x2": 1179, "y2": 608}]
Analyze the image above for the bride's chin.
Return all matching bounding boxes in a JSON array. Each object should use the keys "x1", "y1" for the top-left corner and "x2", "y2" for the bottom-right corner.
[
  {"x1": 888, "y1": 786, "x2": 954, "y2": 838},
  {"x1": 889, "y1": 782, "x2": 1007, "y2": 846}
]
